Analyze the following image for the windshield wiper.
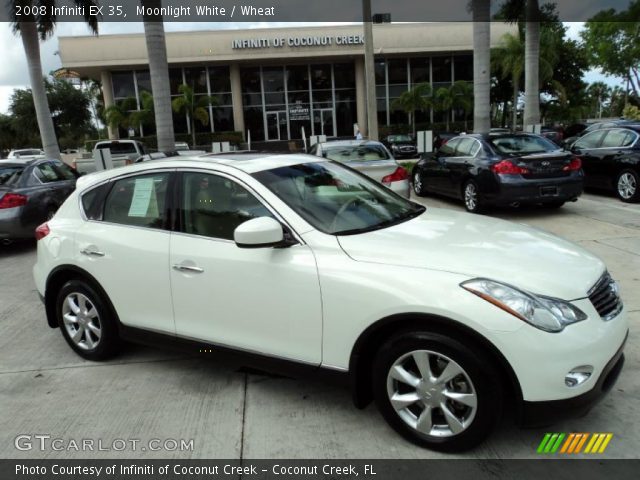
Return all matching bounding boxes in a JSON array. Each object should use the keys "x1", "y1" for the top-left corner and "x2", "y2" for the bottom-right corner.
[{"x1": 334, "y1": 205, "x2": 425, "y2": 236}]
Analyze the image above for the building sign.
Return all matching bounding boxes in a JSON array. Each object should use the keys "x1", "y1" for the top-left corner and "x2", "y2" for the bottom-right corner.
[
  {"x1": 289, "y1": 105, "x2": 310, "y2": 121},
  {"x1": 232, "y1": 35, "x2": 364, "y2": 50}
]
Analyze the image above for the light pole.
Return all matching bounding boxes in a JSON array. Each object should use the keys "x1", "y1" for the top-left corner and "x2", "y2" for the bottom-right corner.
[{"x1": 362, "y1": 0, "x2": 379, "y2": 140}]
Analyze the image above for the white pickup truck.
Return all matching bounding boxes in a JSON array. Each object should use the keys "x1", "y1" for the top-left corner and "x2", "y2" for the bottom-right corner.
[{"x1": 73, "y1": 140, "x2": 147, "y2": 174}]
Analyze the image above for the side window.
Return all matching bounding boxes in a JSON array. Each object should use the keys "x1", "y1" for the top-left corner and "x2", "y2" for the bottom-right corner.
[
  {"x1": 51, "y1": 161, "x2": 78, "y2": 180},
  {"x1": 574, "y1": 130, "x2": 606, "y2": 149},
  {"x1": 601, "y1": 129, "x2": 637, "y2": 148},
  {"x1": 103, "y1": 173, "x2": 170, "y2": 229},
  {"x1": 308, "y1": 144, "x2": 318, "y2": 155},
  {"x1": 438, "y1": 138, "x2": 460, "y2": 157},
  {"x1": 81, "y1": 183, "x2": 110, "y2": 221},
  {"x1": 455, "y1": 138, "x2": 477, "y2": 156},
  {"x1": 182, "y1": 173, "x2": 274, "y2": 241},
  {"x1": 34, "y1": 162, "x2": 63, "y2": 183}
]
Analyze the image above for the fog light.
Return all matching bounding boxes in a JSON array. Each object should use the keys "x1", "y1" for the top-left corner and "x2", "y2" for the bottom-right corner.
[{"x1": 565, "y1": 366, "x2": 593, "y2": 387}]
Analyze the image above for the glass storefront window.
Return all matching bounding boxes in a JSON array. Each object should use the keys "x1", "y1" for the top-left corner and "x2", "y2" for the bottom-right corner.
[
  {"x1": 389, "y1": 85, "x2": 408, "y2": 98},
  {"x1": 213, "y1": 107, "x2": 234, "y2": 132},
  {"x1": 264, "y1": 92, "x2": 286, "y2": 105},
  {"x1": 169, "y1": 68, "x2": 184, "y2": 95},
  {"x1": 335, "y1": 89, "x2": 355, "y2": 102},
  {"x1": 241, "y1": 68, "x2": 261, "y2": 106},
  {"x1": 454, "y1": 55, "x2": 473, "y2": 81},
  {"x1": 209, "y1": 66, "x2": 231, "y2": 93},
  {"x1": 410, "y1": 57, "x2": 430, "y2": 85},
  {"x1": 287, "y1": 65, "x2": 309, "y2": 91},
  {"x1": 184, "y1": 67, "x2": 208, "y2": 94},
  {"x1": 375, "y1": 60, "x2": 386, "y2": 85},
  {"x1": 388, "y1": 59, "x2": 408, "y2": 85},
  {"x1": 334, "y1": 63, "x2": 355, "y2": 88},
  {"x1": 111, "y1": 71, "x2": 135, "y2": 99},
  {"x1": 244, "y1": 107, "x2": 265, "y2": 141},
  {"x1": 313, "y1": 90, "x2": 332, "y2": 103},
  {"x1": 288, "y1": 91, "x2": 310, "y2": 104},
  {"x1": 432, "y1": 56, "x2": 452, "y2": 83},
  {"x1": 135, "y1": 71, "x2": 151, "y2": 94},
  {"x1": 310, "y1": 64, "x2": 331, "y2": 90},
  {"x1": 262, "y1": 67, "x2": 285, "y2": 93}
]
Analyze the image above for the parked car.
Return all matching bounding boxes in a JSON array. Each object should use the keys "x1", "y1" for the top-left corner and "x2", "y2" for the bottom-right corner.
[
  {"x1": 309, "y1": 140, "x2": 410, "y2": 198},
  {"x1": 34, "y1": 155, "x2": 627, "y2": 451},
  {"x1": 4, "y1": 148, "x2": 45, "y2": 162},
  {"x1": 73, "y1": 140, "x2": 148, "y2": 174},
  {"x1": 0, "y1": 159, "x2": 77, "y2": 241},
  {"x1": 135, "y1": 149, "x2": 207, "y2": 163},
  {"x1": 175, "y1": 142, "x2": 190, "y2": 151},
  {"x1": 540, "y1": 126, "x2": 563, "y2": 145},
  {"x1": 412, "y1": 133, "x2": 584, "y2": 213},
  {"x1": 570, "y1": 126, "x2": 640, "y2": 202},
  {"x1": 562, "y1": 120, "x2": 636, "y2": 149},
  {"x1": 381, "y1": 134, "x2": 418, "y2": 159}
]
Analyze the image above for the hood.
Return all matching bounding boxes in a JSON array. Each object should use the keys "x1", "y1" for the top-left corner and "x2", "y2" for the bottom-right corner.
[{"x1": 337, "y1": 208, "x2": 604, "y2": 300}]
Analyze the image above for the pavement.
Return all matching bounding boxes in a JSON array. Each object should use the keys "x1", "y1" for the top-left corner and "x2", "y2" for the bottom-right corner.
[{"x1": 0, "y1": 190, "x2": 638, "y2": 459}]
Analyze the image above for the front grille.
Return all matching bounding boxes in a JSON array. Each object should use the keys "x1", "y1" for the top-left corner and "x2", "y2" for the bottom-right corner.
[{"x1": 588, "y1": 272, "x2": 623, "y2": 320}]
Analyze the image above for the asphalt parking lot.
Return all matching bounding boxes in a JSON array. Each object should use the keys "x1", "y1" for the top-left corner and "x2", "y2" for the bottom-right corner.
[{"x1": 0, "y1": 190, "x2": 638, "y2": 459}]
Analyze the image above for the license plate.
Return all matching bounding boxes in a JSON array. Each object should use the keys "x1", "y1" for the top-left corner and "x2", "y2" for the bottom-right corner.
[{"x1": 540, "y1": 186, "x2": 558, "y2": 196}]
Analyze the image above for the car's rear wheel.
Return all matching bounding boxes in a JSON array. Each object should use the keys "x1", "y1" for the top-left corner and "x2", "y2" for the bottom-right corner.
[
  {"x1": 413, "y1": 170, "x2": 427, "y2": 197},
  {"x1": 372, "y1": 332, "x2": 501, "y2": 452},
  {"x1": 56, "y1": 279, "x2": 120, "y2": 360},
  {"x1": 463, "y1": 180, "x2": 484, "y2": 213},
  {"x1": 616, "y1": 170, "x2": 639, "y2": 203}
]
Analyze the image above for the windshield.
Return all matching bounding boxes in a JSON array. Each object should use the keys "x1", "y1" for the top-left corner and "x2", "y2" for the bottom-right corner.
[
  {"x1": 323, "y1": 144, "x2": 390, "y2": 162},
  {"x1": 253, "y1": 161, "x2": 424, "y2": 235},
  {"x1": 0, "y1": 166, "x2": 24, "y2": 185},
  {"x1": 388, "y1": 135, "x2": 412, "y2": 142},
  {"x1": 490, "y1": 135, "x2": 559, "y2": 155}
]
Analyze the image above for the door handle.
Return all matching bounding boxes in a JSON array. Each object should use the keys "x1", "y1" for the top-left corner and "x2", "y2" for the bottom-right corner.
[
  {"x1": 80, "y1": 248, "x2": 105, "y2": 257},
  {"x1": 172, "y1": 264, "x2": 204, "y2": 273}
]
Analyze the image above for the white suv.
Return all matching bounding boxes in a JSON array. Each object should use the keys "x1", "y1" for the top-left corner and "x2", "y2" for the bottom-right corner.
[{"x1": 33, "y1": 154, "x2": 627, "y2": 451}]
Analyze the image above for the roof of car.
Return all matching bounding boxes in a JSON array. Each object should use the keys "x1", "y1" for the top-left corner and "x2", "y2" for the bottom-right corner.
[
  {"x1": 318, "y1": 140, "x2": 383, "y2": 147},
  {"x1": 76, "y1": 153, "x2": 325, "y2": 190}
]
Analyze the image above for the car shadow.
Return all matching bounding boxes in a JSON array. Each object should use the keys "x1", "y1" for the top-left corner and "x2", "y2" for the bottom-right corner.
[{"x1": 0, "y1": 239, "x2": 36, "y2": 257}]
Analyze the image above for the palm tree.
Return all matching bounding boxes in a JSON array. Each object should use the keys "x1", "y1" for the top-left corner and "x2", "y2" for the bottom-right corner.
[
  {"x1": 104, "y1": 97, "x2": 139, "y2": 133},
  {"x1": 172, "y1": 85, "x2": 219, "y2": 148},
  {"x1": 450, "y1": 81, "x2": 474, "y2": 131},
  {"x1": 493, "y1": 33, "x2": 524, "y2": 131},
  {"x1": 11, "y1": 1, "x2": 98, "y2": 160},
  {"x1": 472, "y1": 0, "x2": 491, "y2": 134},
  {"x1": 434, "y1": 86, "x2": 456, "y2": 131},
  {"x1": 587, "y1": 82, "x2": 611, "y2": 119},
  {"x1": 141, "y1": 0, "x2": 176, "y2": 152},
  {"x1": 523, "y1": 0, "x2": 541, "y2": 129},
  {"x1": 391, "y1": 83, "x2": 432, "y2": 135}
]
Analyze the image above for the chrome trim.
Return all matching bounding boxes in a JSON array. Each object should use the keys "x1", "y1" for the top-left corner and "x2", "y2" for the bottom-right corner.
[{"x1": 172, "y1": 264, "x2": 204, "y2": 273}]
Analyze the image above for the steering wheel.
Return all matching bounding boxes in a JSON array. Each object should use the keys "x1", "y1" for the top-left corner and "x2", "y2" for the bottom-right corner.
[{"x1": 329, "y1": 197, "x2": 364, "y2": 232}]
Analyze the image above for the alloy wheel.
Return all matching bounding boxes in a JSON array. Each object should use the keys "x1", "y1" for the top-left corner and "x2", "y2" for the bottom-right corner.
[
  {"x1": 413, "y1": 173, "x2": 423, "y2": 194},
  {"x1": 61, "y1": 292, "x2": 102, "y2": 350},
  {"x1": 386, "y1": 350, "x2": 477, "y2": 437},
  {"x1": 464, "y1": 183, "x2": 478, "y2": 211},
  {"x1": 618, "y1": 172, "x2": 637, "y2": 200}
]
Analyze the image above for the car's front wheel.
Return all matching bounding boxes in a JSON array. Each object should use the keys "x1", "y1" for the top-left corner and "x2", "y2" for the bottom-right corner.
[
  {"x1": 616, "y1": 170, "x2": 639, "y2": 203},
  {"x1": 372, "y1": 332, "x2": 501, "y2": 452},
  {"x1": 56, "y1": 279, "x2": 120, "y2": 360},
  {"x1": 413, "y1": 170, "x2": 426, "y2": 197}
]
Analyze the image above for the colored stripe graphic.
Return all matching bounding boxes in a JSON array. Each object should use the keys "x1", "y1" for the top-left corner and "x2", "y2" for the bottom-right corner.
[{"x1": 540, "y1": 433, "x2": 613, "y2": 454}]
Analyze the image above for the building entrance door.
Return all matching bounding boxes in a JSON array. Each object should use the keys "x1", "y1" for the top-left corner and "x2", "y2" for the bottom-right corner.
[
  {"x1": 314, "y1": 108, "x2": 335, "y2": 137},
  {"x1": 266, "y1": 111, "x2": 287, "y2": 141}
]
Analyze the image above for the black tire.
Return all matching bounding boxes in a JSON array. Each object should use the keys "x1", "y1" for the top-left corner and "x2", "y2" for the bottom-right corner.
[
  {"x1": 56, "y1": 279, "x2": 120, "y2": 360},
  {"x1": 463, "y1": 180, "x2": 484, "y2": 213},
  {"x1": 412, "y1": 169, "x2": 427, "y2": 197},
  {"x1": 615, "y1": 169, "x2": 640, "y2": 203},
  {"x1": 372, "y1": 331, "x2": 502, "y2": 452}
]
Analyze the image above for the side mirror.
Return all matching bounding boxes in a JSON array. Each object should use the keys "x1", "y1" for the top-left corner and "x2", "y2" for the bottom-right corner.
[{"x1": 234, "y1": 217, "x2": 296, "y2": 249}]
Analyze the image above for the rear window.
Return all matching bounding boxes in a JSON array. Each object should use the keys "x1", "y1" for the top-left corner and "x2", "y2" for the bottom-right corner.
[
  {"x1": 0, "y1": 166, "x2": 24, "y2": 186},
  {"x1": 491, "y1": 136, "x2": 558, "y2": 154},
  {"x1": 323, "y1": 144, "x2": 390, "y2": 162},
  {"x1": 96, "y1": 142, "x2": 138, "y2": 155}
]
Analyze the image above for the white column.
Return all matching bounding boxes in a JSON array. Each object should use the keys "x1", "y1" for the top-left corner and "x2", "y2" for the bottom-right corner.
[
  {"x1": 229, "y1": 64, "x2": 245, "y2": 138},
  {"x1": 100, "y1": 70, "x2": 119, "y2": 140}
]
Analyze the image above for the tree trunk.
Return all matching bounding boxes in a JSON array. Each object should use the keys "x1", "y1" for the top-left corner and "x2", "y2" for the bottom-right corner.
[
  {"x1": 143, "y1": 0, "x2": 175, "y2": 152},
  {"x1": 512, "y1": 75, "x2": 519, "y2": 131},
  {"x1": 19, "y1": 22, "x2": 61, "y2": 160},
  {"x1": 523, "y1": 0, "x2": 541, "y2": 129},
  {"x1": 472, "y1": 0, "x2": 491, "y2": 134},
  {"x1": 191, "y1": 118, "x2": 196, "y2": 149}
]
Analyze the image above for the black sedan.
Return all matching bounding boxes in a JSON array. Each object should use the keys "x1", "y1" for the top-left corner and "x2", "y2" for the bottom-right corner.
[
  {"x1": 412, "y1": 133, "x2": 584, "y2": 213},
  {"x1": 0, "y1": 159, "x2": 78, "y2": 242},
  {"x1": 570, "y1": 125, "x2": 640, "y2": 202},
  {"x1": 381, "y1": 134, "x2": 418, "y2": 159}
]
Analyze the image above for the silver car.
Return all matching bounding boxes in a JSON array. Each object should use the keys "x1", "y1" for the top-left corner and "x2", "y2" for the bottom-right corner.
[{"x1": 309, "y1": 140, "x2": 410, "y2": 198}]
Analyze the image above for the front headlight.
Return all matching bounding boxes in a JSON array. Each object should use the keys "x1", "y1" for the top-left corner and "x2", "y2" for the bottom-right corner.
[{"x1": 460, "y1": 278, "x2": 587, "y2": 333}]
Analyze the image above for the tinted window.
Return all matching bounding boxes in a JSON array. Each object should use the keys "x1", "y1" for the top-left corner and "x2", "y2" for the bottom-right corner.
[
  {"x1": 438, "y1": 138, "x2": 460, "y2": 156},
  {"x1": 455, "y1": 138, "x2": 479, "y2": 156},
  {"x1": 0, "y1": 166, "x2": 24, "y2": 186},
  {"x1": 96, "y1": 142, "x2": 138, "y2": 154},
  {"x1": 34, "y1": 163, "x2": 62, "y2": 183},
  {"x1": 52, "y1": 161, "x2": 78, "y2": 180},
  {"x1": 81, "y1": 183, "x2": 110, "y2": 221},
  {"x1": 491, "y1": 135, "x2": 558, "y2": 154},
  {"x1": 182, "y1": 173, "x2": 273, "y2": 240},
  {"x1": 573, "y1": 130, "x2": 607, "y2": 150},
  {"x1": 103, "y1": 173, "x2": 170, "y2": 229},
  {"x1": 323, "y1": 144, "x2": 390, "y2": 162},
  {"x1": 601, "y1": 129, "x2": 637, "y2": 148}
]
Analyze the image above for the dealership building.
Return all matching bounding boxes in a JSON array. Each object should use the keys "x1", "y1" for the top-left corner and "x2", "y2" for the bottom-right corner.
[{"x1": 59, "y1": 22, "x2": 512, "y2": 143}]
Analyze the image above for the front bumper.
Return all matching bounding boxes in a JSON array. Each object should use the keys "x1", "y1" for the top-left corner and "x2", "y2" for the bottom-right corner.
[
  {"x1": 520, "y1": 331, "x2": 626, "y2": 427},
  {"x1": 486, "y1": 174, "x2": 583, "y2": 205}
]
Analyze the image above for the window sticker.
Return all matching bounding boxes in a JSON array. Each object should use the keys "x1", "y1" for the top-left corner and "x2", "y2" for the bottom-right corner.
[{"x1": 128, "y1": 177, "x2": 159, "y2": 217}]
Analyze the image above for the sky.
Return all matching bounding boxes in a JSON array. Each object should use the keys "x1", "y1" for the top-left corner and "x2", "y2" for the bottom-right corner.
[{"x1": 0, "y1": 21, "x2": 625, "y2": 114}]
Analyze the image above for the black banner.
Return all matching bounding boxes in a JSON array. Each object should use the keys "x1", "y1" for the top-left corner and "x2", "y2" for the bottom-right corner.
[
  {"x1": 1, "y1": 0, "x2": 637, "y2": 23},
  {"x1": 2, "y1": 460, "x2": 640, "y2": 480}
]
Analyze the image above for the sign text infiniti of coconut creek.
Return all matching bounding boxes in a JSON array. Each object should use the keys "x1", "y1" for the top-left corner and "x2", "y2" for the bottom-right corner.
[{"x1": 232, "y1": 35, "x2": 365, "y2": 49}]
